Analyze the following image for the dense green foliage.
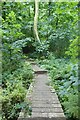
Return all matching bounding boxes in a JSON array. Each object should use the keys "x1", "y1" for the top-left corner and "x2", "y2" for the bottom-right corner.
[
  {"x1": 38, "y1": 2, "x2": 78, "y2": 57},
  {"x1": 37, "y1": 54, "x2": 79, "y2": 120},
  {"x1": 2, "y1": 2, "x2": 78, "y2": 58},
  {"x1": 1, "y1": 2, "x2": 34, "y2": 120},
  {"x1": 1, "y1": 1, "x2": 79, "y2": 120},
  {"x1": 2, "y1": 62, "x2": 33, "y2": 120}
]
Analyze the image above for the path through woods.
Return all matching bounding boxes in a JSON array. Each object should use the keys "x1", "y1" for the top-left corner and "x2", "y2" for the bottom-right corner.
[{"x1": 18, "y1": 61, "x2": 66, "y2": 120}]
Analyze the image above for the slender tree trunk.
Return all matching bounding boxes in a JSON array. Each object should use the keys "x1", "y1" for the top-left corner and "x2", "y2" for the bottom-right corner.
[
  {"x1": 34, "y1": 0, "x2": 40, "y2": 43},
  {"x1": 56, "y1": 16, "x2": 58, "y2": 29},
  {"x1": 29, "y1": 6, "x2": 33, "y2": 37},
  {"x1": 47, "y1": 1, "x2": 51, "y2": 40},
  {"x1": 48, "y1": 1, "x2": 51, "y2": 16}
]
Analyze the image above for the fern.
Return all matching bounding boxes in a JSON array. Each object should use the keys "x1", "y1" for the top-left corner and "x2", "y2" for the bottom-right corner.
[{"x1": 62, "y1": 93, "x2": 80, "y2": 119}]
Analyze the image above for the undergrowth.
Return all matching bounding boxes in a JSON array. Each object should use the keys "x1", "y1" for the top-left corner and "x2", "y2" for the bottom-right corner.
[
  {"x1": 37, "y1": 54, "x2": 80, "y2": 120},
  {"x1": 1, "y1": 61, "x2": 33, "y2": 120}
]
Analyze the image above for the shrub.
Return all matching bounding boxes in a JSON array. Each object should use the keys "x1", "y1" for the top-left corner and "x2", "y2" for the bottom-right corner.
[
  {"x1": 2, "y1": 61, "x2": 33, "y2": 120},
  {"x1": 21, "y1": 62, "x2": 34, "y2": 89},
  {"x1": 38, "y1": 55, "x2": 79, "y2": 119},
  {"x1": 62, "y1": 93, "x2": 80, "y2": 119},
  {"x1": 2, "y1": 81, "x2": 26, "y2": 120}
]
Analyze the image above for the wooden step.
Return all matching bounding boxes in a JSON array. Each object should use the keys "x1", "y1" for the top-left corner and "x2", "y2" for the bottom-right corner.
[
  {"x1": 34, "y1": 70, "x2": 47, "y2": 74},
  {"x1": 18, "y1": 117, "x2": 66, "y2": 120},
  {"x1": 32, "y1": 64, "x2": 47, "y2": 74}
]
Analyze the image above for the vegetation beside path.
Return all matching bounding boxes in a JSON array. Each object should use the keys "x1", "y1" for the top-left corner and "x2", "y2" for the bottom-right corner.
[
  {"x1": 2, "y1": 61, "x2": 33, "y2": 120},
  {"x1": 37, "y1": 54, "x2": 79, "y2": 120},
  {"x1": 1, "y1": 1, "x2": 80, "y2": 120}
]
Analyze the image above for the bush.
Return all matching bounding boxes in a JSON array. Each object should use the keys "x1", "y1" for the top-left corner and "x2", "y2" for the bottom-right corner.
[
  {"x1": 65, "y1": 37, "x2": 78, "y2": 63},
  {"x1": 21, "y1": 62, "x2": 34, "y2": 89},
  {"x1": 32, "y1": 41, "x2": 49, "y2": 59},
  {"x1": 2, "y1": 61, "x2": 33, "y2": 120},
  {"x1": 2, "y1": 81, "x2": 26, "y2": 120},
  {"x1": 38, "y1": 55, "x2": 79, "y2": 120},
  {"x1": 62, "y1": 93, "x2": 80, "y2": 119}
]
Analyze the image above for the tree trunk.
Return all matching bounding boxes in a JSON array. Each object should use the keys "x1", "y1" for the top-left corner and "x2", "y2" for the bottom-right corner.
[
  {"x1": 34, "y1": 0, "x2": 40, "y2": 43},
  {"x1": 48, "y1": 1, "x2": 51, "y2": 16}
]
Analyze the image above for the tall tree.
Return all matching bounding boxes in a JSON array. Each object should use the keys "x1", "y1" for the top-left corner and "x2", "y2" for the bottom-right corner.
[{"x1": 34, "y1": 0, "x2": 40, "y2": 43}]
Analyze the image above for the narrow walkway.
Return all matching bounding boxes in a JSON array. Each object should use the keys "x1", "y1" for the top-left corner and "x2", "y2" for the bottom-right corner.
[{"x1": 18, "y1": 62, "x2": 66, "y2": 120}]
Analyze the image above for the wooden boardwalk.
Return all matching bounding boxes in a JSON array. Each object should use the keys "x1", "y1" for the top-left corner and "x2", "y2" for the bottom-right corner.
[{"x1": 18, "y1": 62, "x2": 66, "y2": 120}]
